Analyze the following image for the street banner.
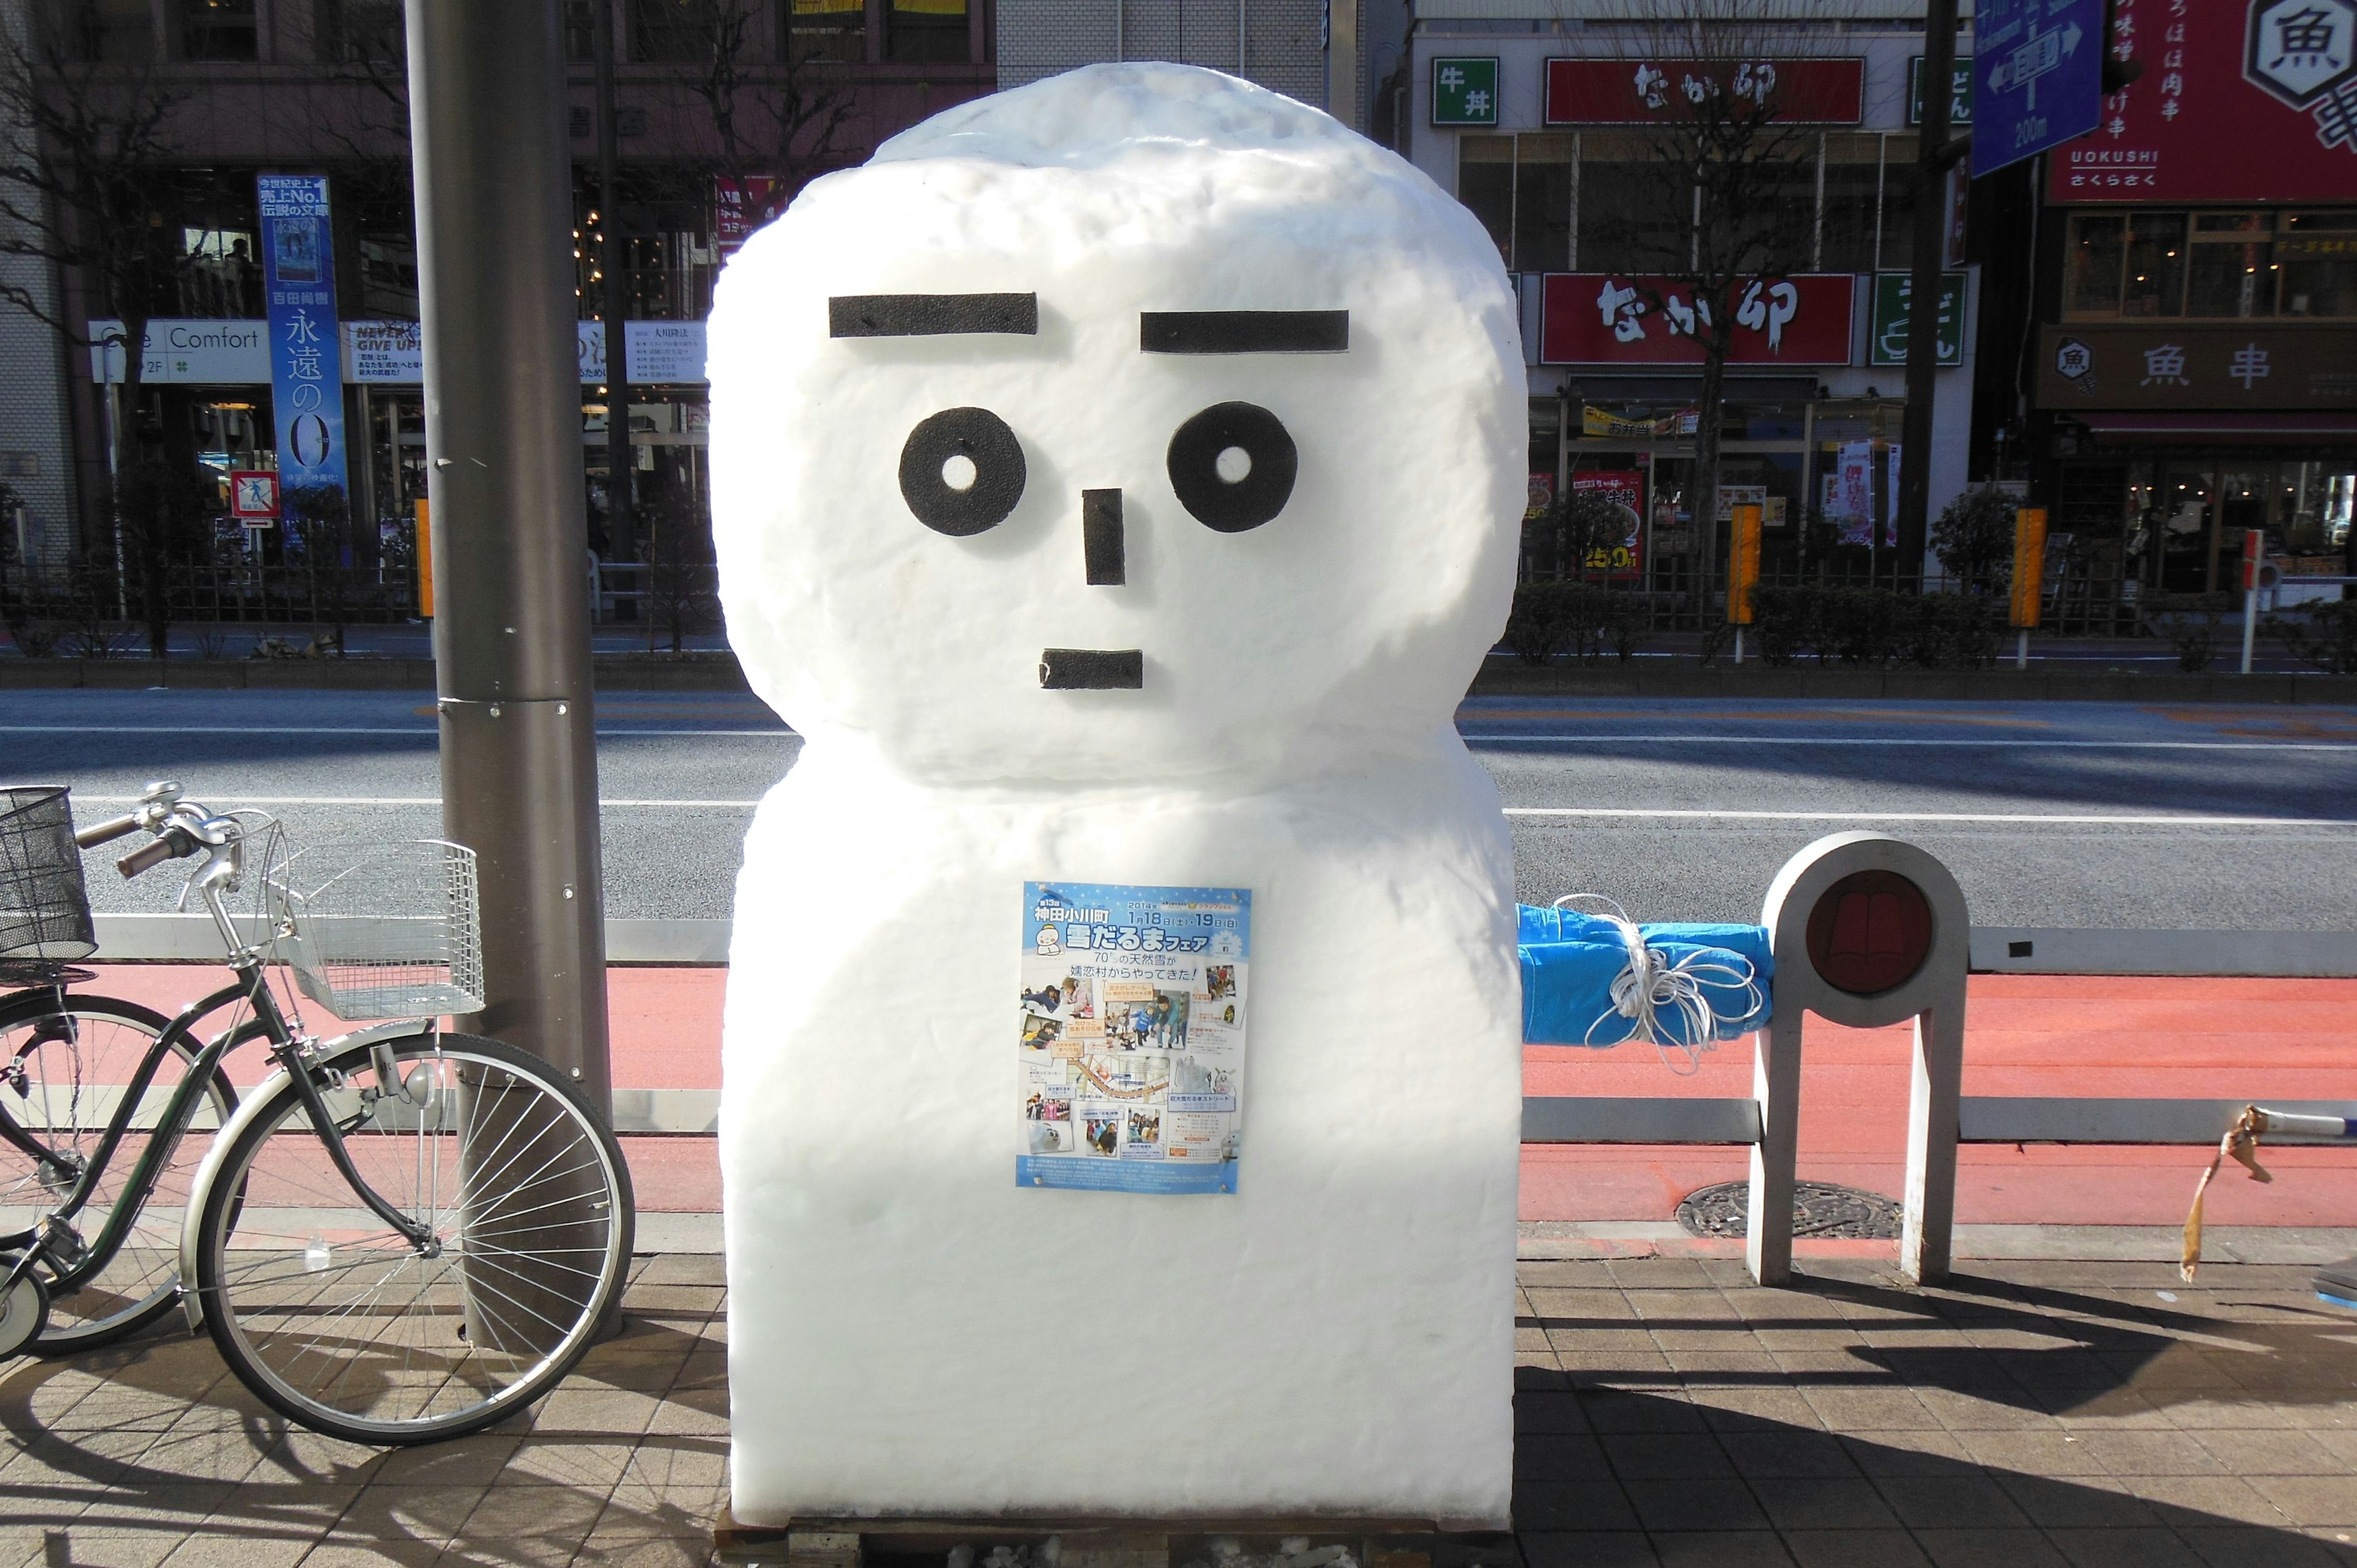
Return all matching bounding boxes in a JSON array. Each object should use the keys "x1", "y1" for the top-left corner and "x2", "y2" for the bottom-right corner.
[
  {"x1": 1834, "y1": 442, "x2": 1876, "y2": 545},
  {"x1": 1539, "y1": 273, "x2": 1856, "y2": 365},
  {"x1": 256, "y1": 174, "x2": 349, "y2": 521},
  {"x1": 1017, "y1": 881, "x2": 1251, "y2": 1195},
  {"x1": 1544, "y1": 58, "x2": 1862, "y2": 124},
  {"x1": 2049, "y1": 0, "x2": 2357, "y2": 201},
  {"x1": 1972, "y1": 0, "x2": 2104, "y2": 177}
]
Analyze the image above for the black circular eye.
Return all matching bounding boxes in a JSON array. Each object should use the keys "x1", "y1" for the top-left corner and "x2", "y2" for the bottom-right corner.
[
  {"x1": 1166, "y1": 401, "x2": 1296, "y2": 533},
  {"x1": 899, "y1": 406, "x2": 1026, "y2": 536}
]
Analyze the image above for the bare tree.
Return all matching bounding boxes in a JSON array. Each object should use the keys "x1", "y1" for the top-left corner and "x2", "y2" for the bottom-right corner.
[
  {"x1": 0, "y1": 1, "x2": 189, "y2": 582},
  {"x1": 670, "y1": 0, "x2": 852, "y2": 201},
  {"x1": 1581, "y1": 4, "x2": 1824, "y2": 593}
]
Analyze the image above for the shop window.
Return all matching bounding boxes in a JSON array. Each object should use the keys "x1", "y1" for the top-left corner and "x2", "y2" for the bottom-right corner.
[
  {"x1": 317, "y1": 0, "x2": 404, "y2": 64},
  {"x1": 179, "y1": 0, "x2": 257, "y2": 60},
  {"x1": 564, "y1": 0, "x2": 598, "y2": 62},
  {"x1": 2185, "y1": 211, "x2": 2272, "y2": 317},
  {"x1": 1458, "y1": 136, "x2": 1514, "y2": 266},
  {"x1": 2121, "y1": 212, "x2": 2186, "y2": 317},
  {"x1": 2280, "y1": 210, "x2": 2357, "y2": 317},
  {"x1": 630, "y1": 0, "x2": 711, "y2": 63},
  {"x1": 887, "y1": 0, "x2": 966, "y2": 62},
  {"x1": 783, "y1": 0, "x2": 865, "y2": 62},
  {"x1": 1513, "y1": 136, "x2": 1573, "y2": 274},
  {"x1": 358, "y1": 233, "x2": 418, "y2": 318},
  {"x1": 179, "y1": 228, "x2": 263, "y2": 317},
  {"x1": 2066, "y1": 215, "x2": 2126, "y2": 314},
  {"x1": 1577, "y1": 133, "x2": 1682, "y2": 273},
  {"x1": 58, "y1": 0, "x2": 155, "y2": 61},
  {"x1": 1819, "y1": 133, "x2": 1881, "y2": 274}
]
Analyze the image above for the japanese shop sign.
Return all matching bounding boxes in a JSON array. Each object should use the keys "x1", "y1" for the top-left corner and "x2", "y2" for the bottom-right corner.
[
  {"x1": 85, "y1": 319, "x2": 267, "y2": 384},
  {"x1": 1869, "y1": 271, "x2": 1969, "y2": 366},
  {"x1": 2049, "y1": 0, "x2": 2357, "y2": 201},
  {"x1": 256, "y1": 174, "x2": 349, "y2": 512},
  {"x1": 1432, "y1": 56, "x2": 1500, "y2": 125},
  {"x1": 1543, "y1": 58, "x2": 1863, "y2": 125},
  {"x1": 2036, "y1": 323, "x2": 2357, "y2": 407},
  {"x1": 1972, "y1": 0, "x2": 2105, "y2": 176},
  {"x1": 1908, "y1": 56, "x2": 1976, "y2": 124},
  {"x1": 1538, "y1": 274, "x2": 1857, "y2": 365},
  {"x1": 1018, "y1": 882, "x2": 1251, "y2": 1196}
]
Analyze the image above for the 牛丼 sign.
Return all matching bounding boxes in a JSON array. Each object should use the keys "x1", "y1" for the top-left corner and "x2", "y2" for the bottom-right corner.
[
  {"x1": 1432, "y1": 57, "x2": 1500, "y2": 125},
  {"x1": 1538, "y1": 274, "x2": 1857, "y2": 365}
]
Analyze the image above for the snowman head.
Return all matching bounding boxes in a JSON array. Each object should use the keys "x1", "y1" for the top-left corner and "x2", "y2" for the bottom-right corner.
[{"x1": 710, "y1": 63, "x2": 1522, "y2": 787}]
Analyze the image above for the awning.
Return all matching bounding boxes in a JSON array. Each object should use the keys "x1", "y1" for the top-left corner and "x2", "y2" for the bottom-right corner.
[{"x1": 2076, "y1": 412, "x2": 2357, "y2": 441}]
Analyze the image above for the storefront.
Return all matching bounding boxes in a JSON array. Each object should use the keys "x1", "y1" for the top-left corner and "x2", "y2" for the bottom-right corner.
[
  {"x1": 1407, "y1": 25, "x2": 1980, "y2": 589},
  {"x1": 2030, "y1": 0, "x2": 2357, "y2": 619}
]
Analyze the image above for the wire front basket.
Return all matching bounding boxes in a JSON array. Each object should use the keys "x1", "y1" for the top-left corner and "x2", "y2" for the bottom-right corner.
[
  {"x1": 0, "y1": 786, "x2": 98, "y2": 978},
  {"x1": 266, "y1": 838, "x2": 484, "y2": 1021}
]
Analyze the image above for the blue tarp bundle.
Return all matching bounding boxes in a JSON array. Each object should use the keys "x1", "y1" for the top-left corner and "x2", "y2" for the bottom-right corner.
[{"x1": 1519, "y1": 904, "x2": 1775, "y2": 1047}]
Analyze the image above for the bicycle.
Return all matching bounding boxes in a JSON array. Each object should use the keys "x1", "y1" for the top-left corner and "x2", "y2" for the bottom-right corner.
[{"x1": 0, "y1": 781, "x2": 637, "y2": 1445}]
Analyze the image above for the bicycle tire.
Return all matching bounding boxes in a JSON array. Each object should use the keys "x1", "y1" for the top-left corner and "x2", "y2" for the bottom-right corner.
[
  {"x1": 192, "y1": 1030, "x2": 634, "y2": 1445},
  {"x1": 0, "y1": 992, "x2": 239, "y2": 1353}
]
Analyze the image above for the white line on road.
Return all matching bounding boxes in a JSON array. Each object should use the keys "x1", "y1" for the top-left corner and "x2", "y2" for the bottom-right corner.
[
  {"x1": 80, "y1": 795, "x2": 764, "y2": 808},
  {"x1": 1504, "y1": 808, "x2": 2357, "y2": 825},
  {"x1": 1463, "y1": 735, "x2": 2357, "y2": 751},
  {"x1": 0, "y1": 725, "x2": 794, "y2": 738}
]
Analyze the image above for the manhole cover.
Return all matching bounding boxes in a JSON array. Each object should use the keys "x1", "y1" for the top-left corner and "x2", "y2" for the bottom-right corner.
[{"x1": 1675, "y1": 1181, "x2": 1904, "y2": 1240}]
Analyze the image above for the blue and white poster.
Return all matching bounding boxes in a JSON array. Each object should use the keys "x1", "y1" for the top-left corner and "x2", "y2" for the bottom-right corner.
[
  {"x1": 256, "y1": 174, "x2": 349, "y2": 525},
  {"x1": 1017, "y1": 881, "x2": 1252, "y2": 1195}
]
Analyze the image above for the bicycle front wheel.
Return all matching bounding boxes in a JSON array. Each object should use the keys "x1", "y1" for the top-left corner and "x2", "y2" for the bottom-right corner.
[
  {"x1": 0, "y1": 992, "x2": 237, "y2": 1353},
  {"x1": 192, "y1": 1031, "x2": 633, "y2": 1445}
]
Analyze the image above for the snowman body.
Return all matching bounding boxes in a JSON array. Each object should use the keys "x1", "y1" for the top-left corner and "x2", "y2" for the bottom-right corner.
[{"x1": 710, "y1": 64, "x2": 1526, "y2": 1529}]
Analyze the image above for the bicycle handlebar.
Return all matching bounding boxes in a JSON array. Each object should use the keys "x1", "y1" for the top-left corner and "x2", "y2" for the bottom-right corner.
[
  {"x1": 118, "y1": 827, "x2": 197, "y2": 879},
  {"x1": 75, "y1": 814, "x2": 142, "y2": 849}
]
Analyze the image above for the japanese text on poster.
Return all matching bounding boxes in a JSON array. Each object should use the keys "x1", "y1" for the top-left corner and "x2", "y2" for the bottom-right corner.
[
  {"x1": 257, "y1": 174, "x2": 349, "y2": 528},
  {"x1": 1017, "y1": 882, "x2": 1251, "y2": 1195}
]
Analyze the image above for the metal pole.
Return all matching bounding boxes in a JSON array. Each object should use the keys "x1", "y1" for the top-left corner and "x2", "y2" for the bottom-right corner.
[
  {"x1": 1895, "y1": 0, "x2": 1962, "y2": 587},
  {"x1": 405, "y1": 0, "x2": 612, "y2": 1116},
  {"x1": 593, "y1": 0, "x2": 635, "y2": 578}
]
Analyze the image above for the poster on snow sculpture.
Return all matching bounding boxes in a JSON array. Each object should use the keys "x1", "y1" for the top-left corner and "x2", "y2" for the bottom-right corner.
[{"x1": 1018, "y1": 881, "x2": 1251, "y2": 1195}]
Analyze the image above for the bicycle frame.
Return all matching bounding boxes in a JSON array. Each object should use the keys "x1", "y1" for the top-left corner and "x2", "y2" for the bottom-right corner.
[{"x1": 0, "y1": 954, "x2": 439, "y2": 1307}]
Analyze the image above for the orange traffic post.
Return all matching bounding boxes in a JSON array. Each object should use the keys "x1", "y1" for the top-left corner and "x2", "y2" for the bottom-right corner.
[
  {"x1": 416, "y1": 496, "x2": 433, "y2": 618},
  {"x1": 1728, "y1": 502, "x2": 1763, "y2": 665},
  {"x1": 2010, "y1": 507, "x2": 2045, "y2": 670}
]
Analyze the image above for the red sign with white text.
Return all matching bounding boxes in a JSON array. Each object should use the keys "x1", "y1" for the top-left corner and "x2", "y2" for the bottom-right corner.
[
  {"x1": 1544, "y1": 58, "x2": 1864, "y2": 125},
  {"x1": 2047, "y1": 0, "x2": 2357, "y2": 202},
  {"x1": 1539, "y1": 274, "x2": 1859, "y2": 365},
  {"x1": 715, "y1": 176, "x2": 786, "y2": 258},
  {"x1": 1569, "y1": 469, "x2": 1646, "y2": 578}
]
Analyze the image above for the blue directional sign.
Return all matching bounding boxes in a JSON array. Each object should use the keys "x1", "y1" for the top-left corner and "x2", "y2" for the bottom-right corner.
[{"x1": 1970, "y1": 0, "x2": 2105, "y2": 177}]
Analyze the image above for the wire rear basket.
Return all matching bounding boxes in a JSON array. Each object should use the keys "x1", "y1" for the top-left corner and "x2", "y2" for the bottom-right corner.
[
  {"x1": 266, "y1": 839, "x2": 484, "y2": 1021},
  {"x1": 0, "y1": 786, "x2": 97, "y2": 979}
]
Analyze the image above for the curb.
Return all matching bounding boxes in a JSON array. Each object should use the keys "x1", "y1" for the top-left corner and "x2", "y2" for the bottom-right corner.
[{"x1": 0, "y1": 654, "x2": 751, "y2": 692}]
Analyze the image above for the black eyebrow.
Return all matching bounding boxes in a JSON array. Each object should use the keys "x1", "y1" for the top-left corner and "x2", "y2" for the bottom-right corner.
[
  {"x1": 1140, "y1": 311, "x2": 1349, "y2": 354},
  {"x1": 830, "y1": 293, "x2": 1038, "y2": 338}
]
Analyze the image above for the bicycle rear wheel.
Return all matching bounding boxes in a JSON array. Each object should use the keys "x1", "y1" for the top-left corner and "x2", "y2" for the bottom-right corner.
[
  {"x1": 0, "y1": 993, "x2": 237, "y2": 1352},
  {"x1": 192, "y1": 1030, "x2": 633, "y2": 1445}
]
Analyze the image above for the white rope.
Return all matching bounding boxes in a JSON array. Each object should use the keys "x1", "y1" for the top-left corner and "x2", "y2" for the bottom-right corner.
[{"x1": 1551, "y1": 894, "x2": 1765, "y2": 1076}]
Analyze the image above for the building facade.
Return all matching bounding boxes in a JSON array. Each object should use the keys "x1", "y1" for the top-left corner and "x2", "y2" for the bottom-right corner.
[
  {"x1": 995, "y1": 0, "x2": 1334, "y2": 114},
  {"x1": 2002, "y1": 0, "x2": 2357, "y2": 622},
  {"x1": 4, "y1": 0, "x2": 993, "y2": 597},
  {"x1": 1404, "y1": 1, "x2": 1982, "y2": 588}
]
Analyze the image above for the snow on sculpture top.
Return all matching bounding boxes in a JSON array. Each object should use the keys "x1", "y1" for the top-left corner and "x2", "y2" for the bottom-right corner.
[{"x1": 707, "y1": 63, "x2": 1523, "y2": 787}]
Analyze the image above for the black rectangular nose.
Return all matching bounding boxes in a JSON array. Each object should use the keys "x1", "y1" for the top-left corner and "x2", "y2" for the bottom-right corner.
[{"x1": 1083, "y1": 489, "x2": 1124, "y2": 585}]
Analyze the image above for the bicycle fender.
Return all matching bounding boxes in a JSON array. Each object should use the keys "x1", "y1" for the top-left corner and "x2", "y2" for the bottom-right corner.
[{"x1": 177, "y1": 1018, "x2": 443, "y2": 1332}]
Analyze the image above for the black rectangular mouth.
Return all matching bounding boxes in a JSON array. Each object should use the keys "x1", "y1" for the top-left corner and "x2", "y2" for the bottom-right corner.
[
  {"x1": 1140, "y1": 310, "x2": 1349, "y2": 354},
  {"x1": 1039, "y1": 648, "x2": 1144, "y2": 690},
  {"x1": 829, "y1": 293, "x2": 1039, "y2": 338}
]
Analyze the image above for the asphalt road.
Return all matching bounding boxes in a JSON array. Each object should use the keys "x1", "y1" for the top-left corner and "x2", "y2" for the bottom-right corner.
[{"x1": 8, "y1": 687, "x2": 2355, "y2": 930}]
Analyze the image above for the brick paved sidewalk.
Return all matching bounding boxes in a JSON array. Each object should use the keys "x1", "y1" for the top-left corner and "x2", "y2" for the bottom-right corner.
[{"x1": 5, "y1": 1256, "x2": 2356, "y2": 1567}]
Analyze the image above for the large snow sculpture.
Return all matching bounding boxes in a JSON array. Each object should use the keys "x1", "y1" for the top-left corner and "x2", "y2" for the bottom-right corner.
[{"x1": 709, "y1": 63, "x2": 1525, "y2": 1529}]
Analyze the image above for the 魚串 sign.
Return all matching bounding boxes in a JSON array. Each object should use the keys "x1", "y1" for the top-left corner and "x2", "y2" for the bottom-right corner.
[
  {"x1": 229, "y1": 470, "x2": 278, "y2": 523},
  {"x1": 1970, "y1": 0, "x2": 2104, "y2": 177},
  {"x1": 1538, "y1": 274, "x2": 1857, "y2": 365},
  {"x1": 1431, "y1": 56, "x2": 1500, "y2": 126},
  {"x1": 1544, "y1": 58, "x2": 1863, "y2": 125},
  {"x1": 2051, "y1": 0, "x2": 2357, "y2": 202},
  {"x1": 1869, "y1": 271, "x2": 1969, "y2": 367},
  {"x1": 1018, "y1": 881, "x2": 1251, "y2": 1196},
  {"x1": 2035, "y1": 323, "x2": 2357, "y2": 408}
]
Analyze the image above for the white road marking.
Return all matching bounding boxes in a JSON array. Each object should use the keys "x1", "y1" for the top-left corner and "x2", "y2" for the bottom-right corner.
[
  {"x1": 79, "y1": 796, "x2": 764, "y2": 808},
  {"x1": 1505, "y1": 808, "x2": 2356, "y2": 825},
  {"x1": 0, "y1": 725, "x2": 792, "y2": 737},
  {"x1": 1463, "y1": 735, "x2": 2357, "y2": 751}
]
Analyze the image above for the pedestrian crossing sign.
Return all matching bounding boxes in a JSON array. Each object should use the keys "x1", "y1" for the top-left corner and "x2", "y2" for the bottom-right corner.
[{"x1": 1433, "y1": 57, "x2": 1500, "y2": 126}]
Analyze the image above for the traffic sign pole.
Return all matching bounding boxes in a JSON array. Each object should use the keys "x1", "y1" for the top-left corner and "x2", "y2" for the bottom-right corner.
[{"x1": 1894, "y1": 0, "x2": 1967, "y2": 587}]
